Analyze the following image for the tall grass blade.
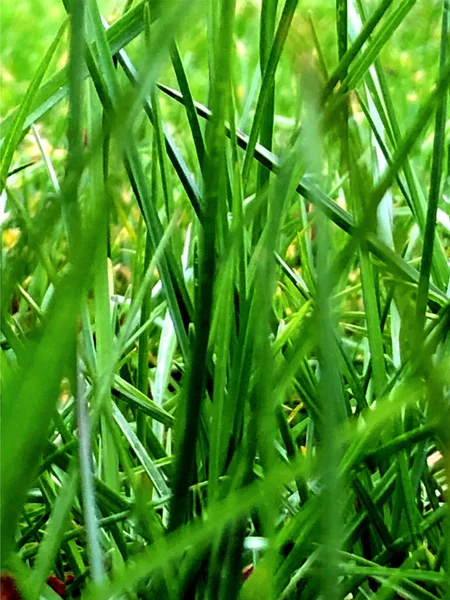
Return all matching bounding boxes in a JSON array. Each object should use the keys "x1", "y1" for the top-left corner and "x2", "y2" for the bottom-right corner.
[{"x1": 415, "y1": 0, "x2": 449, "y2": 335}]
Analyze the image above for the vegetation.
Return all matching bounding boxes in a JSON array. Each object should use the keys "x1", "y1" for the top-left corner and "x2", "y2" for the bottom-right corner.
[{"x1": 1, "y1": 0, "x2": 449, "y2": 598}]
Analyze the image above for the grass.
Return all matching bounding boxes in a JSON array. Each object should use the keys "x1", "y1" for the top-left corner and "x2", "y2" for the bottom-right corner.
[{"x1": 1, "y1": 0, "x2": 449, "y2": 598}]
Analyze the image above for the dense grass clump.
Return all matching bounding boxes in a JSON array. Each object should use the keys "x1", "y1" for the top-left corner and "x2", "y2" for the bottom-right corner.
[{"x1": 1, "y1": 0, "x2": 449, "y2": 598}]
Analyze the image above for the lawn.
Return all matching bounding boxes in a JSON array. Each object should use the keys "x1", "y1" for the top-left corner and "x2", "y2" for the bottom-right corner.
[{"x1": 1, "y1": 0, "x2": 449, "y2": 598}]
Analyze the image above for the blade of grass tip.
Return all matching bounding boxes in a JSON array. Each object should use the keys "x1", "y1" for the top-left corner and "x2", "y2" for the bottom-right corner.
[
  {"x1": 6, "y1": 160, "x2": 36, "y2": 178},
  {"x1": 168, "y1": 0, "x2": 236, "y2": 533},
  {"x1": 415, "y1": 0, "x2": 449, "y2": 338},
  {"x1": 77, "y1": 361, "x2": 105, "y2": 583},
  {"x1": 113, "y1": 375, "x2": 174, "y2": 428},
  {"x1": 0, "y1": 19, "x2": 67, "y2": 193},
  {"x1": 308, "y1": 13, "x2": 329, "y2": 80},
  {"x1": 151, "y1": 83, "x2": 172, "y2": 223},
  {"x1": 241, "y1": 0, "x2": 299, "y2": 186}
]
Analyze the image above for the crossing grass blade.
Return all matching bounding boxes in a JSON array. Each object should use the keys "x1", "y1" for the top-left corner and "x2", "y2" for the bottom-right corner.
[
  {"x1": 341, "y1": 0, "x2": 417, "y2": 93},
  {"x1": 323, "y1": 0, "x2": 394, "y2": 98},
  {"x1": 170, "y1": 42, "x2": 205, "y2": 168},
  {"x1": 157, "y1": 82, "x2": 448, "y2": 306}
]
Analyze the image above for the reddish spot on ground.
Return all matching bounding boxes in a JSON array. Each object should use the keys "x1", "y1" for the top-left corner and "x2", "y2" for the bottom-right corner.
[
  {"x1": 46, "y1": 575, "x2": 66, "y2": 598},
  {"x1": 1, "y1": 574, "x2": 21, "y2": 600},
  {"x1": 1, "y1": 572, "x2": 71, "y2": 600},
  {"x1": 242, "y1": 564, "x2": 254, "y2": 582}
]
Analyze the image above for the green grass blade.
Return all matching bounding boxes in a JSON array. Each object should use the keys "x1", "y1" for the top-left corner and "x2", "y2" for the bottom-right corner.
[
  {"x1": 113, "y1": 374, "x2": 174, "y2": 427},
  {"x1": 0, "y1": 19, "x2": 67, "y2": 192},
  {"x1": 28, "y1": 467, "x2": 79, "y2": 598},
  {"x1": 342, "y1": 0, "x2": 416, "y2": 93},
  {"x1": 323, "y1": 0, "x2": 393, "y2": 98},
  {"x1": 0, "y1": 238, "x2": 98, "y2": 565},
  {"x1": 118, "y1": 50, "x2": 203, "y2": 218},
  {"x1": 79, "y1": 0, "x2": 193, "y2": 360},
  {"x1": 77, "y1": 364, "x2": 106, "y2": 583},
  {"x1": 158, "y1": 83, "x2": 448, "y2": 305},
  {"x1": 168, "y1": 0, "x2": 236, "y2": 532},
  {"x1": 241, "y1": 0, "x2": 298, "y2": 186},
  {"x1": 111, "y1": 403, "x2": 170, "y2": 498},
  {"x1": 415, "y1": 0, "x2": 449, "y2": 334},
  {"x1": 255, "y1": 0, "x2": 278, "y2": 234},
  {"x1": 170, "y1": 42, "x2": 205, "y2": 168}
]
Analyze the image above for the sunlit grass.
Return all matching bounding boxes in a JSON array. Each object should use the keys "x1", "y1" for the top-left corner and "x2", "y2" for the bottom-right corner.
[{"x1": 1, "y1": 0, "x2": 449, "y2": 599}]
